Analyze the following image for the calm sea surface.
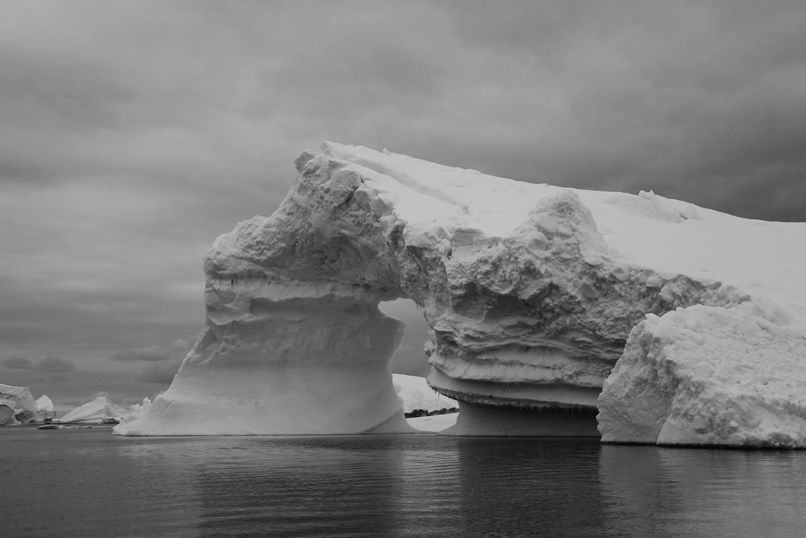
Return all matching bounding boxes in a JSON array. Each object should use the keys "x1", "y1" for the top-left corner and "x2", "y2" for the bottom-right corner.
[{"x1": 1, "y1": 428, "x2": 805, "y2": 537}]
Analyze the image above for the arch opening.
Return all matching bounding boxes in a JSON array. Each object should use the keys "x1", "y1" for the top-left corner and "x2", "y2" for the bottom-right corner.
[{"x1": 380, "y1": 299, "x2": 431, "y2": 378}]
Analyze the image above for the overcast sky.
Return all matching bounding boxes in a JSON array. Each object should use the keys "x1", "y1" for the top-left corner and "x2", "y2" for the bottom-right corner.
[{"x1": 2, "y1": 0, "x2": 805, "y2": 407}]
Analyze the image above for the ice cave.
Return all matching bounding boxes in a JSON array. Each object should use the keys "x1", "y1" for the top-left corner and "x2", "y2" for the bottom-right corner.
[{"x1": 117, "y1": 143, "x2": 806, "y2": 447}]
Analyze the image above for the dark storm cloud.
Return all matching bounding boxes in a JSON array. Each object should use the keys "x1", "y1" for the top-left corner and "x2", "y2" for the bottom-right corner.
[
  {"x1": 1, "y1": 0, "x2": 805, "y2": 399},
  {"x1": 436, "y1": 0, "x2": 806, "y2": 221},
  {"x1": 1, "y1": 356, "x2": 34, "y2": 370},
  {"x1": 34, "y1": 356, "x2": 75, "y2": 373},
  {"x1": 1, "y1": 355, "x2": 75, "y2": 373}
]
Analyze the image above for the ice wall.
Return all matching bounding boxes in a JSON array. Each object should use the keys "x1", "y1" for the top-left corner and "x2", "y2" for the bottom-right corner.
[
  {"x1": 119, "y1": 143, "x2": 806, "y2": 443},
  {"x1": 119, "y1": 294, "x2": 410, "y2": 435}
]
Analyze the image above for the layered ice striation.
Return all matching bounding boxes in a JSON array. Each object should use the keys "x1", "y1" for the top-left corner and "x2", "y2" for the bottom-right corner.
[{"x1": 118, "y1": 143, "x2": 806, "y2": 443}]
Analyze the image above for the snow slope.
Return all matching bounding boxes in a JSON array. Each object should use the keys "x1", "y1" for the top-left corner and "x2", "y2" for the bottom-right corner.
[
  {"x1": 59, "y1": 395, "x2": 127, "y2": 424},
  {"x1": 118, "y1": 143, "x2": 806, "y2": 444}
]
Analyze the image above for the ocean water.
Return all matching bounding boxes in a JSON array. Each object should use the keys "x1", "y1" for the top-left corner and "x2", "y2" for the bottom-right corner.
[{"x1": 1, "y1": 428, "x2": 805, "y2": 537}]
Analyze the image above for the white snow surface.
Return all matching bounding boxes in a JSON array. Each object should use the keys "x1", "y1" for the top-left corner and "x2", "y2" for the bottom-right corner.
[
  {"x1": 393, "y1": 374, "x2": 457, "y2": 412},
  {"x1": 327, "y1": 143, "x2": 806, "y2": 326},
  {"x1": 120, "y1": 143, "x2": 806, "y2": 444}
]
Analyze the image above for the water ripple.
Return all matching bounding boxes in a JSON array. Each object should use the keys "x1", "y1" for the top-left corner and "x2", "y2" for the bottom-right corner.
[{"x1": 2, "y1": 429, "x2": 806, "y2": 537}]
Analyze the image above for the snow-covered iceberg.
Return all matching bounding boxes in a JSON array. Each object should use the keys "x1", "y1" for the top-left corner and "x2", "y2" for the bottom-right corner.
[{"x1": 118, "y1": 143, "x2": 806, "y2": 444}]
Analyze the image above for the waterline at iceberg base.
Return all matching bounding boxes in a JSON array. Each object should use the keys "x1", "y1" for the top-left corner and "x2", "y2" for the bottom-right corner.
[{"x1": 116, "y1": 143, "x2": 806, "y2": 447}]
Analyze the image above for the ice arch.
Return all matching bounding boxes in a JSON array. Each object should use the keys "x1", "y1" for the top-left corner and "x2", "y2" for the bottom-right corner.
[{"x1": 117, "y1": 143, "x2": 751, "y2": 436}]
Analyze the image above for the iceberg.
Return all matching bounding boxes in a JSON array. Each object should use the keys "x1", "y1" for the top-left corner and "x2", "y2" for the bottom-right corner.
[
  {"x1": 393, "y1": 373, "x2": 458, "y2": 414},
  {"x1": 0, "y1": 401, "x2": 12, "y2": 425},
  {"x1": 59, "y1": 395, "x2": 127, "y2": 424},
  {"x1": 0, "y1": 383, "x2": 40, "y2": 424},
  {"x1": 35, "y1": 395, "x2": 55, "y2": 419},
  {"x1": 118, "y1": 143, "x2": 806, "y2": 445}
]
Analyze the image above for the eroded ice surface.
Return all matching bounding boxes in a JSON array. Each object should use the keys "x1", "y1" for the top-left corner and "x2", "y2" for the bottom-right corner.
[
  {"x1": 118, "y1": 143, "x2": 806, "y2": 444},
  {"x1": 598, "y1": 305, "x2": 806, "y2": 447}
]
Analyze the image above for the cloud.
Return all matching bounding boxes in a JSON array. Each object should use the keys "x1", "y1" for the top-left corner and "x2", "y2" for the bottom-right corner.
[
  {"x1": 1, "y1": 356, "x2": 34, "y2": 370},
  {"x1": 35, "y1": 356, "x2": 75, "y2": 373},
  {"x1": 112, "y1": 341, "x2": 190, "y2": 384},
  {"x1": 138, "y1": 359, "x2": 182, "y2": 384},
  {"x1": 1, "y1": 355, "x2": 75, "y2": 373},
  {"x1": 1, "y1": 1, "x2": 805, "y2": 401},
  {"x1": 112, "y1": 345, "x2": 172, "y2": 363},
  {"x1": 170, "y1": 338, "x2": 191, "y2": 352}
]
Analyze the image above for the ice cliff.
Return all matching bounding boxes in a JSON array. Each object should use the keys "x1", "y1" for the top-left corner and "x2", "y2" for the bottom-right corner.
[{"x1": 118, "y1": 143, "x2": 806, "y2": 445}]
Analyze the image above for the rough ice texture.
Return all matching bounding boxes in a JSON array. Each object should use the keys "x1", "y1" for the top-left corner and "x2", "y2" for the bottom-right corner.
[
  {"x1": 119, "y1": 143, "x2": 806, "y2": 444},
  {"x1": 594, "y1": 203, "x2": 806, "y2": 446},
  {"x1": 598, "y1": 305, "x2": 806, "y2": 447}
]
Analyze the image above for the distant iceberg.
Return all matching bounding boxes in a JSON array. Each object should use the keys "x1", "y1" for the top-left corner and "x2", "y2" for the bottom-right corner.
[
  {"x1": 0, "y1": 383, "x2": 54, "y2": 424},
  {"x1": 59, "y1": 395, "x2": 127, "y2": 424},
  {"x1": 36, "y1": 395, "x2": 55, "y2": 416},
  {"x1": 393, "y1": 374, "x2": 458, "y2": 414}
]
